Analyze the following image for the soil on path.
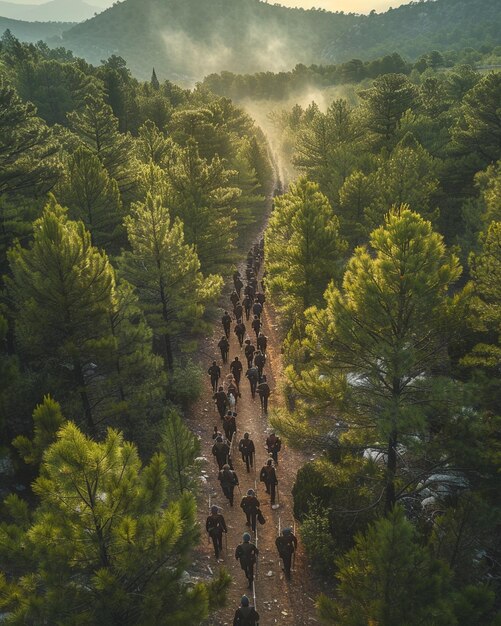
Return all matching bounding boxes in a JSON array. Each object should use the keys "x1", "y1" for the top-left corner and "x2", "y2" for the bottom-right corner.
[{"x1": 186, "y1": 249, "x2": 323, "y2": 625}]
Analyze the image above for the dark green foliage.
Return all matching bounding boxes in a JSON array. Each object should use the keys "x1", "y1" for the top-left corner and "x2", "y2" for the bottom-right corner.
[
  {"x1": 0, "y1": 423, "x2": 229, "y2": 625},
  {"x1": 160, "y1": 408, "x2": 201, "y2": 496}
]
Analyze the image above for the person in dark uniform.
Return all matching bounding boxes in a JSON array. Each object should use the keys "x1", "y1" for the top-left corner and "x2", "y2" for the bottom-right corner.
[
  {"x1": 235, "y1": 533, "x2": 259, "y2": 589},
  {"x1": 244, "y1": 283, "x2": 255, "y2": 301},
  {"x1": 233, "y1": 270, "x2": 241, "y2": 290},
  {"x1": 253, "y1": 350, "x2": 266, "y2": 380},
  {"x1": 234, "y1": 320, "x2": 246, "y2": 348},
  {"x1": 251, "y1": 315, "x2": 261, "y2": 341},
  {"x1": 257, "y1": 375, "x2": 271, "y2": 414},
  {"x1": 275, "y1": 528, "x2": 298, "y2": 578},
  {"x1": 252, "y1": 300, "x2": 263, "y2": 320},
  {"x1": 218, "y1": 335, "x2": 230, "y2": 363},
  {"x1": 233, "y1": 595, "x2": 260, "y2": 626},
  {"x1": 238, "y1": 433, "x2": 255, "y2": 473},
  {"x1": 256, "y1": 292, "x2": 266, "y2": 306},
  {"x1": 223, "y1": 410, "x2": 237, "y2": 442},
  {"x1": 266, "y1": 431, "x2": 282, "y2": 464},
  {"x1": 212, "y1": 436, "x2": 230, "y2": 470},
  {"x1": 213, "y1": 386, "x2": 228, "y2": 419},
  {"x1": 245, "y1": 365, "x2": 259, "y2": 399},
  {"x1": 234, "y1": 301, "x2": 243, "y2": 321},
  {"x1": 206, "y1": 505, "x2": 227, "y2": 560},
  {"x1": 230, "y1": 290, "x2": 240, "y2": 308},
  {"x1": 243, "y1": 294, "x2": 252, "y2": 321},
  {"x1": 235, "y1": 276, "x2": 244, "y2": 299},
  {"x1": 222, "y1": 312, "x2": 232, "y2": 339},
  {"x1": 260, "y1": 459, "x2": 278, "y2": 505},
  {"x1": 244, "y1": 339, "x2": 256, "y2": 368},
  {"x1": 257, "y1": 332, "x2": 268, "y2": 355},
  {"x1": 240, "y1": 489, "x2": 260, "y2": 532},
  {"x1": 208, "y1": 360, "x2": 221, "y2": 392},
  {"x1": 230, "y1": 356, "x2": 243, "y2": 387},
  {"x1": 212, "y1": 425, "x2": 222, "y2": 441},
  {"x1": 218, "y1": 463, "x2": 239, "y2": 506}
]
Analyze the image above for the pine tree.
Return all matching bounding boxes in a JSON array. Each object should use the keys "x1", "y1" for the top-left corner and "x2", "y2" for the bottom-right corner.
[
  {"x1": 359, "y1": 73, "x2": 417, "y2": 145},
  {"x1": 160, "y1": 408, "x2": 201, "y2": 497},
  {"x1": 119, "y1": 193, "x2": 222, "y2": 370},
  {"x1": 265, "y1": 177, "x2": 347, "y2": 328},
  {"x1": 284, "y1": 208, "x2": 462, "y2": 512},
  {"x1": 8, "y1": 197, "x2": 116, "y2": 430},
  {"x1": 337, "y1": 170, "x2": 377, "y2": 247},
  {"x1": 136, "y1": 120, "x2": 174, "y2": 167},
  {"x1": 165, "y1": 139, "x2": 240, "y2": 273},
  {"x1": 464, "y1": 221, "x2": 501, "y2": 368},
  {"x1": 317, "y1": 507, "x2": 453, "y2": 626},
  {"x1": 0, "y1": 80, "x2": 60, "y2": 199},
  {"x1": 151, "y1": 67, "x2": 160, "y2": 90},
  {"x1": 67, "y1": 94, "x2": 136, "y2": 196},
  {"x1": 56, "y1": 147, "x2": 124, "y2": 252},
  {"x1": 0, "y1": 423, "x2": 230, "y2": 624}
]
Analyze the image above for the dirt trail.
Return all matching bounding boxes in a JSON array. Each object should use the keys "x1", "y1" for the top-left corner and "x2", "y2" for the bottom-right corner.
[{"x1": 187, "y1": 248, "x2": 322, "y2": 625}]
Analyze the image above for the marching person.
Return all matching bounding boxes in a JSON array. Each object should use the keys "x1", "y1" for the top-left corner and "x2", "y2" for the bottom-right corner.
[
  {"x1": 257, "y1": 332, "x2": 268, "y2": 355},
  {"x1": 244, "y1": 339, "x2": 255, "y2": 369},
  {"x1": 251, "y1": 315, "x2": 261, "y2": 341},
  {"x1": 230, "y1": 290, "x2": 240, "y2": 308},
  {"x1": 208, "y1": 360, "x2": 221, "y2": 392},
  {"x1": 233, "y1": 270, "x2": 241, "y2": 291},
  {"x1": 222, "y1": 311, "x2": 232, "y2": 339},
  {"x1": 223, "y1": 410, "x2": 237, "y2": 442},
  {"x1": 235, "y1": 533, "x2": 259, "y2": 589},
  {"x1": 234, "y1": 301, "x2": 244, "y2": 322},
  {"x1": 240, "y1": 488, "x2": 260, "y2": 532},
  {"x1": 266, "y1": 431, "x2": 282, "y2": 464},
  {"x1": 243, "y1": 293, "x2": 252, "y2": 321},
  {"x1": 233, "y1": 595, "x2": 260, "y2": 626},
  {"x1": 252, "y1": 299, "x2": 263, "y2": 320},
  {"x1": 260, "y1": 459, "x2": 278, "y2": 505},
  {"x1": 275, "y1": 528, "x2": 298, "y2": 579},
  {"x1": 235, "y1": 276, "x2": 244, "y2": 299},
  {"x1": 206, "y1": 505, "x2": 227, "y2": 560},
  {"x1": 238, "y1": 433, "x2": 255, "y2": 473},
  {"x1": 245, "y1": 364, "x2": 259, "y2": 399},
  {"x1": 212, "y1": 425, "x2": 221, "y2": 441},
  {"x1": 257, "y1": 375, "x2": 271, "y2": 414},
  {"x1": 253, "y1": 350, "x2": 266, "y2": 380},
  {"x1": 218, "y1": 335, "x2": 230, "y2": 364},
  {"x1": 234, "y1": 320, "x2": 246, "y2": 348},
  {"x1": 256, "y1": 292, "x2": 266, "y2": 306},
  {"x1": 218, "y1": 463, "x2": 239, "y2": 507},
  {"x1": 230, "y1": 356, "x2": 243, "y2": 388},
  {"x1": 212, "y1": 436, "x2": 230, "y2": 470},
  {"x1": 213, "y1": 386, "x2": 228, "y2": 419}
]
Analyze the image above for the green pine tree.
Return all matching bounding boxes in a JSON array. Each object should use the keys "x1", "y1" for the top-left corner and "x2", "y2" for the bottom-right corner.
[
  {"x1": 56, "y1": 146, "x2": 124, "y2": 252},
  {"x1": 164, "y1": 139, "x2": 240, "y2": 273},
  {"x1": 119, "y1": 193, "x2": 222, "y2": 370},
  {"x1": 8, "y1": 197, "x2": 116, "y2": 430},
  {"x1": 317, "y1": 507, "x2": 453, "y2": 626},
  {"x1": 265, "y1": 177, "x2": 347, "y2": 329},
  {"x1": 0, "y1": 423, "x2": 230, "y2": 625}
]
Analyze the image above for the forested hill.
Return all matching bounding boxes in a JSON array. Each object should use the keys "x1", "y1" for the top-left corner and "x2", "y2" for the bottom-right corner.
[
  {"x1": 54, "y1": 0, "x2": 501, "y2": 82},
  {"x1": 0, "y1": 17, "x2": 74, "y2": 43}
]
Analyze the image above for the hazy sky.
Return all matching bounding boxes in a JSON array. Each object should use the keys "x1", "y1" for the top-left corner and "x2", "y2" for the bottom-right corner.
[{"x1": 8, "y1": 0, "x2": 408, "y2": 15}]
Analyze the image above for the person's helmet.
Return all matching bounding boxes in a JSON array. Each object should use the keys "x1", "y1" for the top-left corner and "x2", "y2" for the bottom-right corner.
[
  {"x1": 245, "y1": 339, "x2": 250, "y2": 344},
  {"x1": 212, "y1": 360, "x2": 216, "y2": 365},
  {"x1": 244, "y1": 432, "x2": 249, "y2": 439},
  {"x1": 283, "y1": 527, "x2": 292, "y2": 535},
  {"x1": 224, "y1": 311, "x2": 228, "y2": 315},
  {"x1": 267, "y1": 459, "x2": 273, "y2": 466},
  {"x1": 216, "y1": 436, "x2": 223, "y2": 442},
  {"x1": 223, "y1": 464, "x2": 230, "y2": 470},
  {"x1": 242, "y1": 533, "x2": 251, "y2": 542},
  {"x1": 218, "y1": 386, "x2": 223, "y2": 391},
  {"x1": 241, "y1": 595, "x2": 250, "y2": 607},
  {"x1": 247, "y1": 489, "x2": 255, "y2": 496},
  {"x1": 211, "y1": 505, "x2": 219, "y2": 514},
  {"x1": 235, "y1": 356, "x2": 239, "y2": 361}
]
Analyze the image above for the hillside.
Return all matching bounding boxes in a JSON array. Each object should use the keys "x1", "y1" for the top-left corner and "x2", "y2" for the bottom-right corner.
[
  {"x1": 0, "y1": 0, "x2": 99, "y2": 22},
  {"x1": 0, "y1": 16, "x2": 74, "y2": 42},
  {"x1": 54, "y1": 0, "x2": 501, "y2": 82}
]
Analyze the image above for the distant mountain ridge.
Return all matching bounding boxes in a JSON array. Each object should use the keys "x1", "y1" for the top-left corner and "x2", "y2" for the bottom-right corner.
[
  {"x1": 0, "y1": 15, "x2": 74, "y2": 42},
  {"x1": 0, "y1": 0, "x2": 99, "y2": 23},
  {"x1": 54, "y1": 0, "x2": 501, "y2": 82}
]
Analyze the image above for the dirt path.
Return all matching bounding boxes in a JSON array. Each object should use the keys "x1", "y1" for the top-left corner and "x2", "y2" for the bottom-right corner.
[{"x1": 186, "y1": 248, "x2": 322, "y2": 625}]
